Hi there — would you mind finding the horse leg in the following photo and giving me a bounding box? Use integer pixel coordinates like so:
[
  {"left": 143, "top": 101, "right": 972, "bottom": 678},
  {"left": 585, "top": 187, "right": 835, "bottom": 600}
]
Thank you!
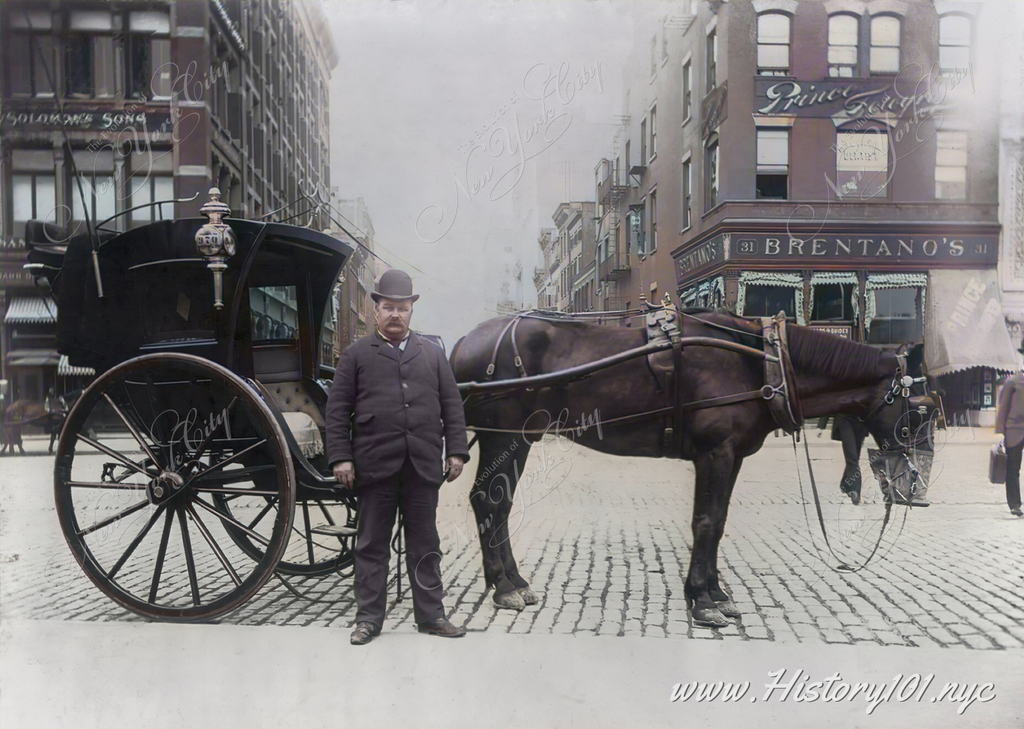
[
  {"left": 469, "top": 433, "right": 525, "bottom": 610},
  {"left": 686, "top": 447, "right": 737, "bottom": 628},
  {"left": 707, "top": 456, "right": 743, "bottom": 618},
  {"left": 491, "top": 440, "right": 538, "bottom": 605}
]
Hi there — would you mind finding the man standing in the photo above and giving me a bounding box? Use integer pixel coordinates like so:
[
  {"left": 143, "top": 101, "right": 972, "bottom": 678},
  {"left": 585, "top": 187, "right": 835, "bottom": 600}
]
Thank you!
[
  {"left": 995, "top": 347, "right": 1024, "bottom": 517},
  {"left": 326, "top": 269, "right": 471, "bottom": 644}
]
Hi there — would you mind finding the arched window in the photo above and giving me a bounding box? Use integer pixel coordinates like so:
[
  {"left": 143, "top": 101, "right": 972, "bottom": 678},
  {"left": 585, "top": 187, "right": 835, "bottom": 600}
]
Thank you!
[
  {"left": 828, "top": 14, "right": 859, "bottom": 77},
  {"left": 939, "top": 14, "right": 971, "bottom": 76},
  {"left": 757, "top": 12, "right": 791, "bottom": 76},
  {"left": 869, "top": 15, "right": 901, "bottom": 74}
]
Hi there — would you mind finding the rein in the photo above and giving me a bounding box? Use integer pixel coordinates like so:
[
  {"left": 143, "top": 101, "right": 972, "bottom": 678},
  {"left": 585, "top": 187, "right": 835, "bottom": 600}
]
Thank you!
[{"left": 793, "top": 355, "right": 929, "bottom": 573}]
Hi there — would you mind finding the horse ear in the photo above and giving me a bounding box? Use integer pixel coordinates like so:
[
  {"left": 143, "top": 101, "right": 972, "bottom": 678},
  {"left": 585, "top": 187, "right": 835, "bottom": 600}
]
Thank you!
[{"left": 905, "top": 342, "right": 925, "bottom": 374}]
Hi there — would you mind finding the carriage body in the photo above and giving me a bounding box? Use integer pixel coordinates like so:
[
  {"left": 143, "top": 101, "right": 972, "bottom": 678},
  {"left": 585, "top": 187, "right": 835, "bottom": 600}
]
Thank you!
[{"left": 31, "top": 211, "right": 362, "bottom": 621}]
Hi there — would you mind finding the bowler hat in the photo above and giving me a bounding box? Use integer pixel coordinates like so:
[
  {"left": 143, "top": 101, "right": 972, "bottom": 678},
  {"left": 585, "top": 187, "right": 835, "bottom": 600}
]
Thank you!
[{"left": 371, "top": 269, "right": 419, "bottom": 303}]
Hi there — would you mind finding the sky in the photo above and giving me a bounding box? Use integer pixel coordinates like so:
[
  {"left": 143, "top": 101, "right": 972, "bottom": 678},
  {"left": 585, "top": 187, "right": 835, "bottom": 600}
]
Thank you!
[{"left": 324, "top": 0, "right": 670, "bottom": 346}]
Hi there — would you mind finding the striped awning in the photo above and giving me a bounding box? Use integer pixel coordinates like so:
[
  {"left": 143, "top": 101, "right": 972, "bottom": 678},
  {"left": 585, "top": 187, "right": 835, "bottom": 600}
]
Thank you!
[
  {"left": 4, "top": 295, "right": 57, "bottom": 324},
  {"left": 58, "top": 355, "right": 96, "bottom": 377},
  {"left": 7, "top": 350, "right": 59, "bottom": 367}
]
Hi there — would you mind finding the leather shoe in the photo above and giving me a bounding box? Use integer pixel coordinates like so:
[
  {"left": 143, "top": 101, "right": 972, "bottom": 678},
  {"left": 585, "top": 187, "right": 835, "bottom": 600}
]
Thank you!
[
  {"left": 1011, "top": 508, "right": 1023, "bottom": 517},
  {"left": 417, "top": 617, "right": 466, "bottom": 638},
  {"left": 350, "top": 621, "right": 380, "bottom": 645}
]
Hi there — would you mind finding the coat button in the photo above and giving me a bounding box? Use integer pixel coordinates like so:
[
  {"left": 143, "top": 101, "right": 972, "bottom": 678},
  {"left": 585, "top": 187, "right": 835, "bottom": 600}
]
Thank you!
[
  {"left": 405, "top": 403, "right": 409, "bottom": 408},
  {"left": 402, "top": 382, "right": 408, "bottom": 389}
]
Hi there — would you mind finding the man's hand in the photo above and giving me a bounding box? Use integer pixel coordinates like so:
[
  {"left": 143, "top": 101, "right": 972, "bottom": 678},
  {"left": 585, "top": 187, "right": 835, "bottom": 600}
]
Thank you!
[
  {"left": 333, "top": 461, "right": 356, "bottom": 489},
  {"left": 445, "top": 455, "right": 465, "bottom": 483}
]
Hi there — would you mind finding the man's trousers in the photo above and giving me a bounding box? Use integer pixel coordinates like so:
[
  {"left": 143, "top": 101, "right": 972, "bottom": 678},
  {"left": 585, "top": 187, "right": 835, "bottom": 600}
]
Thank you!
[{"left": 353, "top": 455, "right": 446, "bottom": 628}]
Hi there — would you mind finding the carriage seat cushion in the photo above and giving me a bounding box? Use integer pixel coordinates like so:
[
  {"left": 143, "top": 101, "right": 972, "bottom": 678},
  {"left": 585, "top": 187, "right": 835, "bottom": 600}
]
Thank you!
[{"left": 267, "top": 381, "right": 325, "bottom": 428}]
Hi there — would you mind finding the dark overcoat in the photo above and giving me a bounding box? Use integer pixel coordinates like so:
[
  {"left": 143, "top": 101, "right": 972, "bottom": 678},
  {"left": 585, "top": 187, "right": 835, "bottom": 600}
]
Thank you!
[
  {"left": 326, "top": 329, "right": 471, "bottom": 485},
  {"left": 996, "top": 374, "right": 1024, "bottom": 449}
]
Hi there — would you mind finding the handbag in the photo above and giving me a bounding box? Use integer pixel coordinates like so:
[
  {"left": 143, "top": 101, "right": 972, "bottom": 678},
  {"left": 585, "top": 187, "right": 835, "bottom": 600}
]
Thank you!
[{"left": 990, "top": 440, "right": 1007, "bottom": 485}]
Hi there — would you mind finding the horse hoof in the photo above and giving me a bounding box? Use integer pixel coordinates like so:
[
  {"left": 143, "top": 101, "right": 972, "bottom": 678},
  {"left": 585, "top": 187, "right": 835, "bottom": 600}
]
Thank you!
[
  {"left": 516, "top": 587, "right": 538, "bottom": 605},
  {"left": 714, "top": 599, "right": 741, "bottom": 618},
  {"left": 494, "top": 591, "right": 526, "bottom": 611},
  {"left": 691, "top": 606, "right": 730, "bottom": 628}
]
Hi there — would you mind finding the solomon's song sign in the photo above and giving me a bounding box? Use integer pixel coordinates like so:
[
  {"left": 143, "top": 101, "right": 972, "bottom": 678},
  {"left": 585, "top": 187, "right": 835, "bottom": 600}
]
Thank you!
[
  {"left": 731, "top": 233, "right": 997, "bottom": 265},
  {"left": 1, "top": 104, "right": 171, "bottom": 133}
]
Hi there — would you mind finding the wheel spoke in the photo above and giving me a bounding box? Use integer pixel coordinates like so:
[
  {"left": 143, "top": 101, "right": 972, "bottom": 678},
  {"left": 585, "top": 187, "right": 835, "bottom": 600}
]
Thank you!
[
  {"left": 247, "top": 498, "right": 278, "bottom": 530},
  {"left": 107, "top": 503, "right": 167, "bottom": 580},
  {"left": 77, "top": 435, "right": 159, "bottom": 479},
  {"left": 184, "top": 503, "right": 242, "bottom": 587},
  {"left": 177, "top": 507, "right": 201, "bottom": 606},
  {"left": 77, "top": 499, "right": 150, "bottom": 537},
  {"left": 302, "top": 501, "right": 315, "bottom": 565},
  {"left": 149, "top": 509, "right": 175, "bottom": 603},
  {"left": 188, "top": 439, "right": 268, "bottom": 483},
  {"left": 102, "top": 392, "right": 164, "bottom": 471},
  {"left": 191, "top": 486, "right": 279, "bottom": 497},
  {"left": 181, "top": 396, "right": 238, "bottom": 469},
  {"left": 192, "top": 496, "right": 272, "bottom": 547},
  {"left": 66, "top": 481, "right": 148, "bottom": 490}
]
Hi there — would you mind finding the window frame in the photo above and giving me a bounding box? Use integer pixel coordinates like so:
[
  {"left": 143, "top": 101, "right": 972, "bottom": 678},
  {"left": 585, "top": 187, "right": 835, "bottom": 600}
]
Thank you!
[
  {"left": 869, "top": 14, "right": 901, "bottom": 76},
  {"left": 756, "top": 128, "right": 790, "bottom": 200},
  {"left": 681, "top": 60, "right": 693, "bottom": 124},
  {"left": 704, "top": 136, "right": 720, "bottom": 211},
  {"left": 706, "top": 29, "right": 718, "bottom": 92},
  {"left": 756, "top": 11, "right": 792, "bottom": 77},
  {"left": 938, "top": 13, "right": 973, "bottom": 77},
  {"left": 827, "top": 13, "right": 860, "bottom": 78}
]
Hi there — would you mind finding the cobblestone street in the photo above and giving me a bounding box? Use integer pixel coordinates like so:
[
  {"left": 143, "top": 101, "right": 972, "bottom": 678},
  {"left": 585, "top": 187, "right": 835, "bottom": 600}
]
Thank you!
[{"left": 2, "top": 425, "right": 1022, "bottom": 650}]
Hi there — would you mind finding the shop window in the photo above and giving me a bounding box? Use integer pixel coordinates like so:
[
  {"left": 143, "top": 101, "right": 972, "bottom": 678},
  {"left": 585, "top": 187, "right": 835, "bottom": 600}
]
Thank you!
[
  {"left": 756, "top": 129, "right": 789, "bottom": 199},
  {"left": 869, "top": 15, "right": 900, "bottom": 74},
  {"left": 935, "top": 130, "right": 967, "bottom": 200},
  {"left": 828, "top": 14, "right": 859, "bottom": 77},
  {"left": 12, "top": 173, "right": 57, "bottom": 239},
  {"left": 757, "top": 12, "right": 791, "bottom": 76},
  {"left": 743, "top": 285, "right": 796, "bottom": 319},
  {"left": 939, "top": 14, "right": 971, "bottom": 76},
  {"left": 835, "top": 130, "right": 889, "bottom": 198},
  {"left": 868, "top": 288, "right": 921, "bottom": 344},
  {"left": 811, "top": 283, "right": 856, "bottom": 322},
  {"left": 8, "top": 9, "right": 55, "bottom": 97}
]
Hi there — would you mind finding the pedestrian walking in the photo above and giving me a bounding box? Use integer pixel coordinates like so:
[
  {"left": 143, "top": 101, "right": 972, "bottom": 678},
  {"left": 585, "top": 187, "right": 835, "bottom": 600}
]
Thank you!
[{"left": 995, "top": 351, "right": 1024, "bottom": 517}]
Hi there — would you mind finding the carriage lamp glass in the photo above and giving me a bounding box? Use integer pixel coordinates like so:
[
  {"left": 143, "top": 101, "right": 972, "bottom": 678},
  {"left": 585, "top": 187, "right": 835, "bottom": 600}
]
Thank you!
[{"left": 194, "top": 187, "right": 236, "bottom": 309}]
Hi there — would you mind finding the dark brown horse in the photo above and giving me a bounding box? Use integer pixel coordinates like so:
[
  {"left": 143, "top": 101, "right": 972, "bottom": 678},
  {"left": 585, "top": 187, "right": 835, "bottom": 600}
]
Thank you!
[{"left": 450, "top": 309, "right": 930, "bottom": 626}]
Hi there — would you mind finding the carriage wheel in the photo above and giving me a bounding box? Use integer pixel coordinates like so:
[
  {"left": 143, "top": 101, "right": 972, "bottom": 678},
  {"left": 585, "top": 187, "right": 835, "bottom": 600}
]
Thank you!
[
  {"left": 54, "top": 353, "right": 295, "bottom": 622},
  {"left": 212, "top": 490, "right": 357, "bottom": 576}
]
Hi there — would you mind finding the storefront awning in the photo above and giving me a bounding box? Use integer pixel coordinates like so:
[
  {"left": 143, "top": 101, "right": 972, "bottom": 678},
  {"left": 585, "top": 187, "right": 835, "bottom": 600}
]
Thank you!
[
  {"left": 58, "top": 355, "right": 95, "bottom": 377},
  {"left": 4, "top": 295, "right": 56, "bottom": 324},
  {"left": 925, "top": 269, "right": 1019, "bottom": 376},
  {"left": 7, "top": 349, "right": 60, "bottom": 367}
]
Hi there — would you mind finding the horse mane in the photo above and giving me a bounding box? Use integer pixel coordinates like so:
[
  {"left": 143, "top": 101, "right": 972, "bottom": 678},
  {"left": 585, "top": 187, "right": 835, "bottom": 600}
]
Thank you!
[{"left": 787, "top": 325, "right": 885, "bottom": 384}]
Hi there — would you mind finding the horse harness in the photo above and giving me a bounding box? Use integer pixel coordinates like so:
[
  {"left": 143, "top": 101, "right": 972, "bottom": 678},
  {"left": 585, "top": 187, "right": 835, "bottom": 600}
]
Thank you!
[{"left": 469, "top": 302, "right": 805, "bottom": 453}]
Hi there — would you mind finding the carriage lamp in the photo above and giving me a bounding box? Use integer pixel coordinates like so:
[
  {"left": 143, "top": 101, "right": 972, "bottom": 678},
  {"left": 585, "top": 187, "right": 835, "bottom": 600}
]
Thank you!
[{"left": 194, "top": 188, "right": 237, "bottom": 310}]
